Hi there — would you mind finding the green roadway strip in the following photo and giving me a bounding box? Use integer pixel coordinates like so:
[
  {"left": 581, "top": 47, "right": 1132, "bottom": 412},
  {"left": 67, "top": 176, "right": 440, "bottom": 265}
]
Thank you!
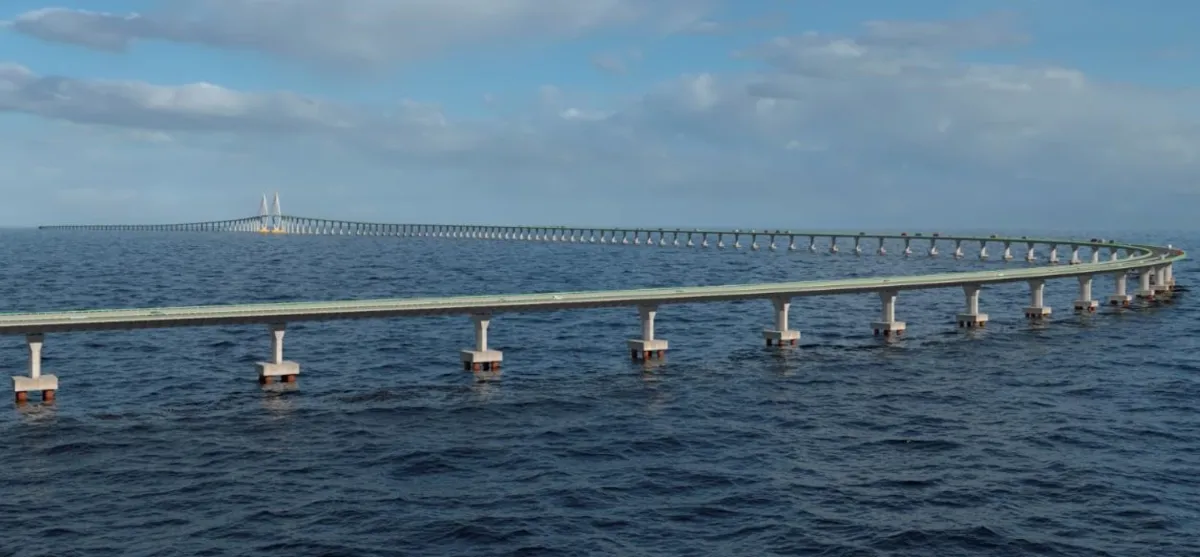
[{"left": 0, "top": 233, "right": 1183, "bottom": 335}]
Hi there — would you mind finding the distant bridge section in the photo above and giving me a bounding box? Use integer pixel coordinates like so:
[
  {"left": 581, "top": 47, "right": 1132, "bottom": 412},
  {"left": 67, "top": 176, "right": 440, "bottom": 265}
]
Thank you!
[{"left": 34, "top": 211, "right": 1163, "bottom": 266}]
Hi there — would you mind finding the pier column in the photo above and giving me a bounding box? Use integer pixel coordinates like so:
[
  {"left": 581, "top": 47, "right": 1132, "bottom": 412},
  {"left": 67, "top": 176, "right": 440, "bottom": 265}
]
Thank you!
[
  {"left": 12, "top": 333, "right": 58, "bottom": 403},
  {"left": 1136, "top": 268, "right": 1156, "bottom": 299},
  {"left": 956, "top": 284, "right": 988, "bottom": 328},
  {"left": 256, "top": 323, "right": 300, "bottom": 384},
  {"left": 1153, "top": 266, "right": 1171, "bottom": 294},
  {"left": 1024, "top": 279, "right": 1052, "bottom": 319},
  {"left": 762, "top": 297, "right": 800, "bottom": 346},
  {"left": 871, "top": 290, "right": 906, "bottom": 337},
  {"left": 1108, "top": 272, "right": 1132, "bottom": 306},
  {"left": 1049, "top": 245, "right": 1060, "bottom": 264},
  {"left": 628, "top": 305, "right": 668, "bottom": 361},
  {"left": 1073, "top": 275, "right": 1098, "bottom": 312},
  {"left": 461, "top": 313, "right": 502, "bottom": 372}
]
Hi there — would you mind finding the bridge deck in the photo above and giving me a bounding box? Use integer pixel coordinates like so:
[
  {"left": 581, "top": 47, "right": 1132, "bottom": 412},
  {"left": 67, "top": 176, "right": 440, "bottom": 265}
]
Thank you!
[{"left": 0, "top": 245, "right": 1178, "bottom": 334}]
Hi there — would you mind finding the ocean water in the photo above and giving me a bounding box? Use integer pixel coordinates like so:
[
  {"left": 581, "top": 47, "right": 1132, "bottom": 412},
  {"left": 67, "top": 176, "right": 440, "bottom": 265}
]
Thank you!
[{"left": 0, "top": 229, "right": 1197, "bottom": 557}]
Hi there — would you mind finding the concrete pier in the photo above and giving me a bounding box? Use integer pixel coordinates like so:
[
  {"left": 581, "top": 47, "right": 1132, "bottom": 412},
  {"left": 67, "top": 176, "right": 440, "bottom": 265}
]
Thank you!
[
  {"left": 628, "top": 305, "right": 668, "bottom": 361},
  {"left": 1108, "top": 272, "right": 1132, "bottom": 306},
  {"left": 461, "top": 313, "right": 502, "bottom": 371},
  {"left": 1153, "top": 266, "right": 1171, "bottom": 295},
  {"left": 1136, "top": 268, "right": 1156, "bottom": 299},
  {"left": 256, "top": 323, "right": 300, "bottom": 384},
  {"left": 956, "top": 284, "right": 988, "bottom": 328},
  {"left": 1073, "top": 275, "right": 1098, "bottom": 313},
  {"left": 1025, "top": 279, "right": 1052, "bottom": 319},
  {"left": 12, "top": 334, "right": 57, "bottom": 403},
  {"left": 871, "top": 290, "right": 906, "bottom": 337},
  {"left": 763, "top": 297, "right": 800, "bottom": 346}
]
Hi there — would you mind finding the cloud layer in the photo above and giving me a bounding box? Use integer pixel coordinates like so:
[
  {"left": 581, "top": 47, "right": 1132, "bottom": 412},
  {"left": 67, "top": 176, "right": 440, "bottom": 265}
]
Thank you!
[
  {"left": 10, "top": 1, "right": 714, "bottom": 68},
  {"left": 3, "top": 5, "right": 1199, "bottom": 228}
]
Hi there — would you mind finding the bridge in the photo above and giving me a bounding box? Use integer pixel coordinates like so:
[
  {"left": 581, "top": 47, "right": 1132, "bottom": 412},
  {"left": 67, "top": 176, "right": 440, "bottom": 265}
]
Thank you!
[{"left": 17, "top": 194, "right": 1186, "bottom": 405}]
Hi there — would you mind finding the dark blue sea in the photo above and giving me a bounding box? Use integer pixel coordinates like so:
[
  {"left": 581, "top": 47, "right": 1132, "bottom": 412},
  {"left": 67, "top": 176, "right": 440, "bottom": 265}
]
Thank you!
[{"left": 1, "top": 229, "right": 1197, "bottom": 557}]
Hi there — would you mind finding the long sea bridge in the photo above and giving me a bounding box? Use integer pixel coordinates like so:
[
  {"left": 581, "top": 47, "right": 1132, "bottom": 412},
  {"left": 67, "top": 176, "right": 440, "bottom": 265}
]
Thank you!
[{"left": 18, "top": 194, "right": 1186, "bottom": 405}]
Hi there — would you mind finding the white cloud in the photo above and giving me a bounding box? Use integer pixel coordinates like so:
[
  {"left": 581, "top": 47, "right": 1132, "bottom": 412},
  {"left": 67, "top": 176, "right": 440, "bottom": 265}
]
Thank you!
[
  {"left": 591, "top": 48, "right": 644, "bottom": 75},
  {"left": 3, "top": 13, "right": 1200, "bottom": 228},
  {"left": 591, "top": 53, "right": 628, "bottom": 75},
  {"left": 9, "top": 1, "right": 715, "bottom": 68}
]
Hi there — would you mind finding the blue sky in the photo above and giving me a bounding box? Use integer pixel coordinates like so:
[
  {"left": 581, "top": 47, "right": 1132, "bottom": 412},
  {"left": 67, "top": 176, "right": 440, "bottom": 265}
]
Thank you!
[{"left": 2, "top": 0, "right": 1199, "bottom": 229}]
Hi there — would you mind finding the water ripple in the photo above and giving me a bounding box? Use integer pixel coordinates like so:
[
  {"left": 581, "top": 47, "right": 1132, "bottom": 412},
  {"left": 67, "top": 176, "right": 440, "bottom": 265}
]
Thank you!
[{"left": 0, "top": 230, "right": 1197, "bottom": 556}]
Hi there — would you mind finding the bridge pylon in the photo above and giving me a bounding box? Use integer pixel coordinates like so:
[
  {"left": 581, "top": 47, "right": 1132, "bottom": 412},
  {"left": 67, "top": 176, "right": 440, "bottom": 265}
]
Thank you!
[
  {"left": 258, "top": 194, "right": 270, "bottom": 234},
  {"left": 271, "top": 192, "right": 284, "bottom": 234},
  {"left": 257, "top": 192, "right": 286, "bottom": 234}
]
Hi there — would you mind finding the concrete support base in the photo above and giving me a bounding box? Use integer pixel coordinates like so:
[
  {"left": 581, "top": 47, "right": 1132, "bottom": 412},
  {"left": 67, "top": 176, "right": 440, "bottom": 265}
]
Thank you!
[
  {"left": 627, "top": 339, "right": 668, "bottom": 361},
  {"left": 871, "top": 321, "right": 906, "bottom": 337},
  {"left": 257, "top": 361, "right": 300, "bottom": 384},
  {"left": 1108, "top": 295, "right": 1133, "bottom": 307},
  {"left": 1136, "top": 289, "right": 1157, "bottom": 300},
  {"left": 955, "top": 313, "right": 989, "bottom": 328},
  {"left": 762, "top": 329, "right": 800, "bottom": 346},
  {"left": 13, "top": 375, "right": 58, "bottom": 403},
  {"left": 1073, "top": 300, "right": 1099, "bottom": 313},
  {"left": 1024, "top": 307, "right": 1052, "bottom": 319},
  {"left": 461, "top": 349, "right": 503, "bottom": 372}
]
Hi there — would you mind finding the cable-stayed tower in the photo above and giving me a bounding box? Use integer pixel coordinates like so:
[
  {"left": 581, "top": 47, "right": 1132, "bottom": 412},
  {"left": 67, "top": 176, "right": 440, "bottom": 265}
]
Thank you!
[
  {"left": 258, "top": 194, "right": 270, "bottom": 233},
  {"left": 271, "top": 192, "right": 283, "bottom": 233}
]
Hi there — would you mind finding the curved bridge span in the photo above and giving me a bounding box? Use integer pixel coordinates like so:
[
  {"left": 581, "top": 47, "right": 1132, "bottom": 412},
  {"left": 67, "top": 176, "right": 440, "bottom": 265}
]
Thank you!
[
  {"left": 31, "top": 212, "right": 1183, "bottom": 263},
  {"left": 20, "top": 210, "right": 1188, "bottom": 406}
]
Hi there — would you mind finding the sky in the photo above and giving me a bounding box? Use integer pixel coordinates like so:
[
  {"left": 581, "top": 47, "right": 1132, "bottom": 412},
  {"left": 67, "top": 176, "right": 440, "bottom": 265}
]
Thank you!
[{"left": 2, "top": 0, "right": 1199, "bottom": 229}]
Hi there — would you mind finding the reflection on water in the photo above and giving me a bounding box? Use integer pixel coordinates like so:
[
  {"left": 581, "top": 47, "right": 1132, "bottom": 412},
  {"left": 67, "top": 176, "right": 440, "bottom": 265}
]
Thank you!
[
  {"left": 767, "top": 349, "right": 798, "bottom": 377},
  {"left": 470, "top": 370, "right": 501, "bottom": 402},
  {"left": 14, "top": 400, "right": 57, "bottom": 424},
  {"left": 261, "top": 384, "right": 299, "bottom": 418}
]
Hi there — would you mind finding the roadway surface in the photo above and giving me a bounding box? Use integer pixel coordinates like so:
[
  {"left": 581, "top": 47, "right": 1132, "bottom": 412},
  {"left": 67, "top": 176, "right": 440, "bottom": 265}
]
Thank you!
[{"left": 0, "top": 237, "right": 1182, "bottom": 334}]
